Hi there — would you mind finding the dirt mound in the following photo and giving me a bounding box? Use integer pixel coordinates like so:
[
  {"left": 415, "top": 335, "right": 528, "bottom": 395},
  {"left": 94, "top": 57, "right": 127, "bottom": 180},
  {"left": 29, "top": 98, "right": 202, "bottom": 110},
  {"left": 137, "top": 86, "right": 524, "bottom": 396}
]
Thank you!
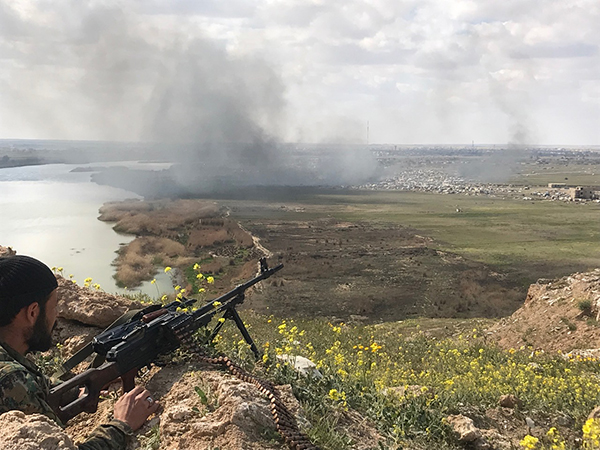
[
  {"left": 0, "top": 411, "right": 76, "bottom": 450},
  {"left": 156, "top": 367, "right": 285, "bottom": 450},
  {"left": 488, "top": 269, "right": 600, "bottom": 352}
]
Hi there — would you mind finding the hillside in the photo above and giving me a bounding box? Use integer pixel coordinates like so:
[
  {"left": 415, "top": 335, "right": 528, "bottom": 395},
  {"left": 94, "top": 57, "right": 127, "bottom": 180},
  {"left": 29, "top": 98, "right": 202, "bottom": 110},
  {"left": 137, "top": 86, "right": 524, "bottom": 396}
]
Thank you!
[
  {"left": 489, "top": 269, "right": 600, "bottom": 353},
  {"left": 3, "top": 249, "right": 600, "bottom": 449}
]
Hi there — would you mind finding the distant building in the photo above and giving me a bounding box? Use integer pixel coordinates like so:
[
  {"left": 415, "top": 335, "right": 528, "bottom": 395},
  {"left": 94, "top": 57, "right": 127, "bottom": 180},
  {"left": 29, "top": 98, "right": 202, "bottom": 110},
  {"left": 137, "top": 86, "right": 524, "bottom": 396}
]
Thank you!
[
  {"left": 569, "top": 186, "right": 600, "bottom": 200},
  {"left": 548, "top": 183, "right": 566, "bottom": 188}
]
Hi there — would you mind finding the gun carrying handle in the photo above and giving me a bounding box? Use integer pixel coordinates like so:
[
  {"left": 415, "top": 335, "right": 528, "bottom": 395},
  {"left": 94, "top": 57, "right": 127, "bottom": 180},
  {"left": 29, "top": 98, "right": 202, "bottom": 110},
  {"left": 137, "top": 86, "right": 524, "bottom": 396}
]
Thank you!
[{"left": 142, "top": 309, "right": 168, "bottom": 323}]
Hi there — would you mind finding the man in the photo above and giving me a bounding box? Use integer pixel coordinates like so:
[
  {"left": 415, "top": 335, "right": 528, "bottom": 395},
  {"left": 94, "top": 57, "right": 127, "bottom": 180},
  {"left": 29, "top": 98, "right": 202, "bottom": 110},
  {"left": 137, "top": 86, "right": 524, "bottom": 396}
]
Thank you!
[{"left": 0, "top": 255, "right": 159, "bottom": 449}]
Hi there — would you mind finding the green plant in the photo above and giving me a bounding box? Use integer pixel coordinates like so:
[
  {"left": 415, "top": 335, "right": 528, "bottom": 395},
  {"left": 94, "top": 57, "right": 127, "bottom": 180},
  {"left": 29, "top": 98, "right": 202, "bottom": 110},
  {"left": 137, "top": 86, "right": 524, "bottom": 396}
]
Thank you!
[
  {"left": 194, "top": 386, "right": 208, "bottom": 405},
  {"left": 140, "top": 424, "right": 160, "bottom": 450},
  {"left": 207, "top": 312, "right": 600, "bottom": 449},
  {"left": 577, "top": 299, "right": 593, "bottom": 316},
  {"left": 561, "top": 317, "right": 577, "bottom": 331},
  {"left": 33, "top": 345, "right": 64, "bottom": 377}
]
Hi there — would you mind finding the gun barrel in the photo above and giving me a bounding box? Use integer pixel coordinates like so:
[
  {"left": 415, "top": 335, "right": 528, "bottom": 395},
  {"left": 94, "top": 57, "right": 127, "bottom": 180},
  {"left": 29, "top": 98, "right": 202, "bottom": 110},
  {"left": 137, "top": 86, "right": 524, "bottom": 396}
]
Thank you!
[{"left": 190, "top": 262, "right": 283, "bottom": 321}]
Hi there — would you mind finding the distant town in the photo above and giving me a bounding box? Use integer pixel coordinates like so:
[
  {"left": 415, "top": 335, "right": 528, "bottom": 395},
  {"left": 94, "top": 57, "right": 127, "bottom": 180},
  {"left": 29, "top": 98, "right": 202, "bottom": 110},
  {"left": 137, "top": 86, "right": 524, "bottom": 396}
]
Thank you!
[{"left": 1, "top": 140, "right": 599, "bottom": 203}]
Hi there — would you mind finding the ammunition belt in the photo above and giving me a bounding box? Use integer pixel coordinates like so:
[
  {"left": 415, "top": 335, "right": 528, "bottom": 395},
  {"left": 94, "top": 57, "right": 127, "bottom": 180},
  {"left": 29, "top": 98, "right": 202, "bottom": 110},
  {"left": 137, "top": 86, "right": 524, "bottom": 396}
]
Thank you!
[{"left": 175, "top": 328, "right": 321, "bottom": 450}]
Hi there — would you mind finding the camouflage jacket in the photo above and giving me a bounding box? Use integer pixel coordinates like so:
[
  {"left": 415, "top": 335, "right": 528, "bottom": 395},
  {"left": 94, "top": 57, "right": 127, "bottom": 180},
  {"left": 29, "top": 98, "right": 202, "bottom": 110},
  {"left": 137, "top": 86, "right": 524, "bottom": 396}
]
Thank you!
[{"left": 0, "top": 340, "right": 132, "bottom": 450}]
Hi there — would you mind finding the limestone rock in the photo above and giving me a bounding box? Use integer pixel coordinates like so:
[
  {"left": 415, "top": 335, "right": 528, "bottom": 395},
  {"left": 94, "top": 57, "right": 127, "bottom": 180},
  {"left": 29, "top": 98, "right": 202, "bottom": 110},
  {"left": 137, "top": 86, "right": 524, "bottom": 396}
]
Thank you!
[
  {"left": 159, "top": 371, "right": 278, "bottom": 450},
  {"left": 0, "top": 246, "right": 16, "bottom": 257},
  {"left": 165, "top": 404, "right": 194, "bottom": 423},
  {"left": 56, "top": 276, "right": 142, "bottom": 327},
  {"left": 568, "top": 349, "right": 600, "bottom": 360},
  {"left": 0, "top": 411, "right": 76, "bottom": 450},
  {"left": 61, "top": 334, "right": 91, "bottom": 358},
  {"left": 498, "top": 394, "right": 522, "bottom": 409},
  {"left": 446, "top": 414, "right": 482, "bottom": 442},
  {"left": 479, "top": 429, "right": 513, "bottom": 450},
  {"left": 188, "top": 420, "right": 227, "bottom": 438},
  {"left": 525, "top": 417, "right": 536, "bottom": 429},
  {"left": 277, "top": 354, "right": 322, "bottom": 378},
  {"left": 215, "top": 376, "right": 276, "bottom": 432},
  {"left": 588, "top": 406, "right": 600, "bottom": 419}
]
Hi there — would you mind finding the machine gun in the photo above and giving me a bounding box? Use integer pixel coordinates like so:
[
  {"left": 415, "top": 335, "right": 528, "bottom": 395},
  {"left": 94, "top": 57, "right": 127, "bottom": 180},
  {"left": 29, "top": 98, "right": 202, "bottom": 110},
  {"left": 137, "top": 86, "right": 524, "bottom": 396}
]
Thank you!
[{"left": 47, "top": 258, "right": 283, "bottom": 424}]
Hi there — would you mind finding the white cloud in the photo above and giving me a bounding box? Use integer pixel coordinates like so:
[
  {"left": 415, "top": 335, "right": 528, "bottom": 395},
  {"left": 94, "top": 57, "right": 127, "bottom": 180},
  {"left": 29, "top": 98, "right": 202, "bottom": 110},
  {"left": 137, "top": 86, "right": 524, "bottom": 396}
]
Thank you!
[{"left": 0, "top": 0, "right": 598, "bottom": 144}]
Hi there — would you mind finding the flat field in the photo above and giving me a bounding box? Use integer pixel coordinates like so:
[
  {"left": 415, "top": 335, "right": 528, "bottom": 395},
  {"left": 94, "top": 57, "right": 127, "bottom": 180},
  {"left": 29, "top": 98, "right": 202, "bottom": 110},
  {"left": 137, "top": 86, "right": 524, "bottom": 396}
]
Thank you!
[
  {"left": 225, "top": 189, "right": 600, "bottom": 281},
  {"left": 215, "top": 188, "right": 600, "bottom": 321},
  {"left": 510, "top": 163, "right": 600, "bottom": 186}
]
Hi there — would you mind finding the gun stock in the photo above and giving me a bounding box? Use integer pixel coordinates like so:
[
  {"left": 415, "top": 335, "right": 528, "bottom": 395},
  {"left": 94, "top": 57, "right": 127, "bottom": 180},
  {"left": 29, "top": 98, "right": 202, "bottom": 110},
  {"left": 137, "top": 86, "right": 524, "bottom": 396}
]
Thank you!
[{"left": 47, "top": 362, "right": 137, "bottom": 423}]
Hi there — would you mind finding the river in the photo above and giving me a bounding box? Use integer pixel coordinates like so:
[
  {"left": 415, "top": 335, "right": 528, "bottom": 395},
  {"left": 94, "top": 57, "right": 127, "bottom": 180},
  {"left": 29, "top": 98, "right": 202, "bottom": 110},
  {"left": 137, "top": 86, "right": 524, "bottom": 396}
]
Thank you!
[{"left": 0, "top": 162, "right": 172, "bottom": 297}]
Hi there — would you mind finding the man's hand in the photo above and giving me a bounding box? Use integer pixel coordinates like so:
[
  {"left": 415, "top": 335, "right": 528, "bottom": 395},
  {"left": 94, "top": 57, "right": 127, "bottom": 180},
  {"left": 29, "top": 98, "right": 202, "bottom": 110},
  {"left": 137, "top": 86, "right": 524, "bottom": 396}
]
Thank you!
[{"left": 113, "top": 385, "right": 160, "bottom": 431}]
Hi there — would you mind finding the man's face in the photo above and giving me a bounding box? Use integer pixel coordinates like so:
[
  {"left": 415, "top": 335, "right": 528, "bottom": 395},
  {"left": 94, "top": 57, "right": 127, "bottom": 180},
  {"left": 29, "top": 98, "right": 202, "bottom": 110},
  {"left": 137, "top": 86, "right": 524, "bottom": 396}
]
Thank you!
[{"left": 26, "top": 289, "right": 58, "bottom": 353}]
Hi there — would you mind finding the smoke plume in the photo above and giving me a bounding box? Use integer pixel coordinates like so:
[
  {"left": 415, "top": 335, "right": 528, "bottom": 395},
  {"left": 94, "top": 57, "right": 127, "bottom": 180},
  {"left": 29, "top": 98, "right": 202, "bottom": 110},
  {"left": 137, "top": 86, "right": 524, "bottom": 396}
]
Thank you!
[{"left": 0, "top": 1, "right": 379, "bottom": 194}]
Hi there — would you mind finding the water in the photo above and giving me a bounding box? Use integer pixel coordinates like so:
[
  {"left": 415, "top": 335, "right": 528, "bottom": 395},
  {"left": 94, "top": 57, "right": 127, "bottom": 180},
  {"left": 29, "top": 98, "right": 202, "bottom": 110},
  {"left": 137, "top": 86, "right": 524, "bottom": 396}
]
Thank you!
[{"left": 0, "top": 162, "right": 172, "bottom": 297}]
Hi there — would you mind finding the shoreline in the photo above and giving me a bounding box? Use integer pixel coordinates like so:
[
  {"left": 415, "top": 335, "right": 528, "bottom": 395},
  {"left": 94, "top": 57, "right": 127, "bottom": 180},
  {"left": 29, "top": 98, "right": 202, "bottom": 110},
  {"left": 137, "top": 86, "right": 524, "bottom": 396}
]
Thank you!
[{"left": 98, "top": 199, "right": 262, "bottom": 294}]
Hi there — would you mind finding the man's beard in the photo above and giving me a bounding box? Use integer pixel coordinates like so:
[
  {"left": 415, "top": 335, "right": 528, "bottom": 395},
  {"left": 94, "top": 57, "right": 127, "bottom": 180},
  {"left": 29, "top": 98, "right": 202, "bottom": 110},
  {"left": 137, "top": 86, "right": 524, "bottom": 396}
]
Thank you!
[{"left": 26, "top": 307, "right": 55, "bottom": 353}]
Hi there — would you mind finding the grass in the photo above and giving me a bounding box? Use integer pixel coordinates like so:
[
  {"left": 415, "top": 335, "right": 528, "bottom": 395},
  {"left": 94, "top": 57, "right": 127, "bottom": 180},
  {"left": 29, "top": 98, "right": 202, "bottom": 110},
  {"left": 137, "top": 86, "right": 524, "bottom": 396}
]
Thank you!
[
  {"left": 223, "top": 190, "right": 600, "bottom": 284},
  {"left": 510, "top": 164, "right": 600, "bottom": 187},
  {"left": 208, "top": 311, "right": 600, "bottom": 449},
  {"left": 578, "top": 300, "right": 593, "bottom": 316},
  {"left": 140, "top": 424, "right": 161, "bottom": 450}
]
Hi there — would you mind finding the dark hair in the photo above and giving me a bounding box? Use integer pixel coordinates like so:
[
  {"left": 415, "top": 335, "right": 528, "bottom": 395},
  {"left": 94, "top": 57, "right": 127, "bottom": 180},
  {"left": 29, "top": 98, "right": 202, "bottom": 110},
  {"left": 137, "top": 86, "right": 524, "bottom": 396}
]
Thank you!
[{"left": 0, "top": 255, "right": 58, "bottom": 327}]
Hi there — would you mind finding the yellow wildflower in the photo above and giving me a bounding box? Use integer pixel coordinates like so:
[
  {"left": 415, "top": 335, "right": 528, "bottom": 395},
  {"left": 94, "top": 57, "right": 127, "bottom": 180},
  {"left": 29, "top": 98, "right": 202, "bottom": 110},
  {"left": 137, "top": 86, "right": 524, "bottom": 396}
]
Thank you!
[{"left": 519, "top": 435, "right": 539, "bottom": 449}]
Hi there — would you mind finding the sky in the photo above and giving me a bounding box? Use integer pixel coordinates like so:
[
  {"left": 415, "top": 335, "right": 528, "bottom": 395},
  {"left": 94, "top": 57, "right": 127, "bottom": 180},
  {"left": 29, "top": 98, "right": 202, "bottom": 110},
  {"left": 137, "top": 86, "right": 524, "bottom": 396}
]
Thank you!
[{"left": 0, "top": 0, "right": 598, "bottom": 146}]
